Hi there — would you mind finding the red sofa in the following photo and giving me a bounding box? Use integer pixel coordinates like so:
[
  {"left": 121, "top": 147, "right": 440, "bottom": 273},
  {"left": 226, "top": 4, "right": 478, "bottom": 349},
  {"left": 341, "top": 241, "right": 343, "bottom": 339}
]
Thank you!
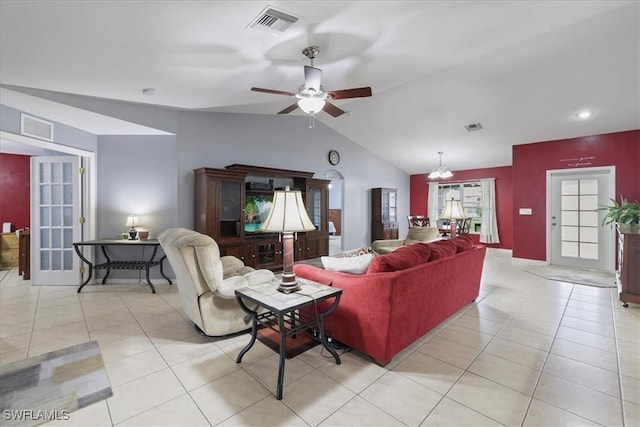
[{"left": 293, "top": 238, "right": 487, "bottom": 365}]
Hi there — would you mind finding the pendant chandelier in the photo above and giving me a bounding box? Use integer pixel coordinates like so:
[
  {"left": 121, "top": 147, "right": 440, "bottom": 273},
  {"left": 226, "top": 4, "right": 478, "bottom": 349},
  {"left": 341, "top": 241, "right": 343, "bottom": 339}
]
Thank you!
[{"left": 428, "top": 151, "right": 453, "bottom": 179}]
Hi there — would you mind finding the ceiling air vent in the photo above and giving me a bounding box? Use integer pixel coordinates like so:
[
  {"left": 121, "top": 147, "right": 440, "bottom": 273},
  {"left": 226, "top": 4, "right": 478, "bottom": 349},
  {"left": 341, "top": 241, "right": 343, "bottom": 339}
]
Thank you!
[
  {"left": 464, "top": 122, "right": 483, "bottom": 132},
  {"left": 248, "top": 5, "right": 298, "bottom": 34},
  {"left": 21, "top": 114, "right": 54, "bottom": 141}
]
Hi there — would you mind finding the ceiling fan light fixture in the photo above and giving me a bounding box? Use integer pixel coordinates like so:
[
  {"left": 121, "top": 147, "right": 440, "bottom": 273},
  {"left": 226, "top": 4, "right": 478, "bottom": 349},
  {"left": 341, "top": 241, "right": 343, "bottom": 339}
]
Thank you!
[
  {"left": 297, "top": 97, "right": 326, "bottom": 115},
  {"left": 428, "top": 151, "right": 453, "bottom": 179}
]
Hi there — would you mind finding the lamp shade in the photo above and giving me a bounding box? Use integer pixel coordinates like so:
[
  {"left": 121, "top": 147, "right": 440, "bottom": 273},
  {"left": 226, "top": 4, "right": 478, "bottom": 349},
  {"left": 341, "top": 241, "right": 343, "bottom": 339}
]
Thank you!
[
  {"left": 125, "top": 216, "right": 138, "bottom": 228},
  {"left": 297, "top": 97, "right": 326, "bottom": 115},
  {"left": 260, "top": 189, "right": 316, "bottom": 232},
  {"left": 441, "top": 199, "right": 466, "bottom": 220}
]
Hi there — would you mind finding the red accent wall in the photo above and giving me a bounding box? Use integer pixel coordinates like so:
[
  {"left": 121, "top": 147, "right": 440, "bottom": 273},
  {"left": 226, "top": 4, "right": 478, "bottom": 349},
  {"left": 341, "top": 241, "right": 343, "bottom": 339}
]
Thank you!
[
  {"left": 410, "top": 166, "right": 513, "bottom": 249},
  {"left": 0, "top": 153, "right": 31, "bottom": 231},
  {"left": 513, "top": 130, "right": 640, "bottom": 260}
]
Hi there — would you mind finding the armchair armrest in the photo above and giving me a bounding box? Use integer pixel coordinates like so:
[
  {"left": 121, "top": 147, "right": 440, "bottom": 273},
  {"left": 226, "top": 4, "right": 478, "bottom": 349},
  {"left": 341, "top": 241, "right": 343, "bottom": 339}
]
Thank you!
[{"left": 217, "top": 276, "right": 248, "bottom": 299}]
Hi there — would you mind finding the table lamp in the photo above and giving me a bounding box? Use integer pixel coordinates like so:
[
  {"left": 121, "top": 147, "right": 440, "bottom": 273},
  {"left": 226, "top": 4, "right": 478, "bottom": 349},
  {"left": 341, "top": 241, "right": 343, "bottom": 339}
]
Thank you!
[
  {"left": 126, "top": 216, "right": 139, "bottom": 240},
  {"left": 441, "top": 198, "right": 466, "bottom": 238},
  {"left": 260, "top": 187, "right": 316, "bottom": 293}
]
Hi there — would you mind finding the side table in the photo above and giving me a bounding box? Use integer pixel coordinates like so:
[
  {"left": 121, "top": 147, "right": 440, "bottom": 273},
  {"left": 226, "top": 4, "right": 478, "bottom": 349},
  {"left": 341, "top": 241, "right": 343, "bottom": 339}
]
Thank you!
[
  {"left": 73, "top": 239, "right": 173, "bottom": 293},
  {"left": 235, "top": 278, "right": 342, "bottom": 400}
]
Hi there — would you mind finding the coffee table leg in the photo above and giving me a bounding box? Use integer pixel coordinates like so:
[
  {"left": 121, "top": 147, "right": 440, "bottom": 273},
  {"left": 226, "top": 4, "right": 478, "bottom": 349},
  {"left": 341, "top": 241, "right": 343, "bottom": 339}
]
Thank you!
[
  {"left": 235, "top": 297, "right": 258, "bottom": 363},
  {"left": 276, "top": 314, "right": 286, "bottom": 400}
]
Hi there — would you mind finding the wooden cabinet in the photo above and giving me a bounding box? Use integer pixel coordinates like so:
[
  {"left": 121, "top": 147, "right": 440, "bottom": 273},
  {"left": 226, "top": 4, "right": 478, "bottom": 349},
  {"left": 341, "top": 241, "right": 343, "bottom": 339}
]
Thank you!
[
  {"left": 194, "top": 168, "right": 246, "bottom": 258},
  {"left": 371, "top": 188, "right": 398, "bottom": 242},
  {"left": 617, "top": 226, "right": 640, "bottom": 307},
  {"left": 1, "top": 232, "right": 19, "bottom": 268},
  {"left": 18, "top": 230, "right": 30, "bottom": 279},
  {"left": 194, "top": 164, "right": 329, "bottom": 268}
]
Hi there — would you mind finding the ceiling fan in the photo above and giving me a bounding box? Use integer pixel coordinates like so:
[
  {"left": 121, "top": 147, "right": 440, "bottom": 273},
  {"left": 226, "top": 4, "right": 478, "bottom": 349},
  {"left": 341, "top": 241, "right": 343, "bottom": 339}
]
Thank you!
[{"left": 251, "top": 46, "right": 372, "bottom": 118}]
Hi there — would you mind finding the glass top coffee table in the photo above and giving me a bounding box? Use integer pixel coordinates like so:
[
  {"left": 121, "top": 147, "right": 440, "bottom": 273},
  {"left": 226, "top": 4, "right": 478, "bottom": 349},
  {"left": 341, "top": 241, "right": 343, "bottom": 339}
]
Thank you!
[{"left": 235, "top": 278, "right": 342, "bottom": 400}]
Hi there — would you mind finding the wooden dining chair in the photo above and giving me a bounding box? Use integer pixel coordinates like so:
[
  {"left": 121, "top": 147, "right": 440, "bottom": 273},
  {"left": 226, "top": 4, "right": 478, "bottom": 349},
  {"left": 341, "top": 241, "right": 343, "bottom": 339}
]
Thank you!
[{"left": 407, "top": 215, "right": 430, "bottom": 227}]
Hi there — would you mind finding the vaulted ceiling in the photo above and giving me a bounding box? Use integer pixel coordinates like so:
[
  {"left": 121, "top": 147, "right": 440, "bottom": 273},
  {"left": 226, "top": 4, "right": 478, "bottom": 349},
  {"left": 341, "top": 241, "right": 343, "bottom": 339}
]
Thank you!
[{"left": 1, "top": 1, "right": 638, "bottom": 173}]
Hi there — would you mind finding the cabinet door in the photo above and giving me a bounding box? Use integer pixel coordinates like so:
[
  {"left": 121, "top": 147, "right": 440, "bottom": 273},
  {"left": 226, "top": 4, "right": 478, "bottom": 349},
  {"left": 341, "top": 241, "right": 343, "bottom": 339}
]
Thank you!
[
  {"left": 295, "top": 235, "right": 307, "bottom": 261},
  {"left": 219, "top": 179, "right": 243, "bottom": 239}
]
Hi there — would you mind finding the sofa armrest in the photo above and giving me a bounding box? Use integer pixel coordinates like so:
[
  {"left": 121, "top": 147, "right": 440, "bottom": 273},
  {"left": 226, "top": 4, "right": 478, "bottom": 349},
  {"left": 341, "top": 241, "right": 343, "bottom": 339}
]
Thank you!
[
  {"left": 371, "top": 239, "right": 403, "bottom": 253},
  {"left": 293, "top": 264, "right": 338, "bottom": 286}
]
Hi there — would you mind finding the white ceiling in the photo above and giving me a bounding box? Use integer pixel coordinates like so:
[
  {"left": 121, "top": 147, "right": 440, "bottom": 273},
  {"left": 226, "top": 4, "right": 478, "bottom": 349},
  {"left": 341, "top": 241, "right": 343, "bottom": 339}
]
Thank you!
[{"left": 0, "top": 1, "right": 638, "bottom": 174}]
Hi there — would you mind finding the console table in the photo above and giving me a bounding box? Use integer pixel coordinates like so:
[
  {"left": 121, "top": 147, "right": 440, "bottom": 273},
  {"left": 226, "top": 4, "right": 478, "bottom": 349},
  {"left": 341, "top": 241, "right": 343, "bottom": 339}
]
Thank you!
[
  {"left": 235, "top": 279, "right": 342, "bottom": 400},
  {"left": 73, "top": 239, "right": 172, "bottom": 293}
]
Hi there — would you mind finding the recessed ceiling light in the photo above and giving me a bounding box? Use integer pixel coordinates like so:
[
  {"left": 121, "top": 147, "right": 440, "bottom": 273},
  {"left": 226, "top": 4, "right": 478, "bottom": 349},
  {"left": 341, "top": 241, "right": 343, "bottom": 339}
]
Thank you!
[
  {"left": 577, "top": 110, "right": 592, "bottom": 119},
  {"left": 142, "top": 88, "right": 156, "bottom": 96}
]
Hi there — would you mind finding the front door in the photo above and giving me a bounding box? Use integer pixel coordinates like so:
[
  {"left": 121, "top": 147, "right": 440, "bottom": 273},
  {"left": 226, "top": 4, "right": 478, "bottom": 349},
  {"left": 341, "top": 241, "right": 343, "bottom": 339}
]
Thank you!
[
  {"left": 31, "top": 156, "right": 82, "bottom": 285},
  {"left": 548, "top": 167, "right": 614, "bottom": 272}
]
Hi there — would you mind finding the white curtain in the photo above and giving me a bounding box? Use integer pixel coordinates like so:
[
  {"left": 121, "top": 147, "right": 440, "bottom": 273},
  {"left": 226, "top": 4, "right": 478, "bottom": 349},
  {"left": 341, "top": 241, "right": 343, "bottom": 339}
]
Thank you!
[
  {"left": 480, "top": 178, "right": 500, "bottom": 244},
  {"left": 427, "top": 182, "right": 439, "bottom": 223}
]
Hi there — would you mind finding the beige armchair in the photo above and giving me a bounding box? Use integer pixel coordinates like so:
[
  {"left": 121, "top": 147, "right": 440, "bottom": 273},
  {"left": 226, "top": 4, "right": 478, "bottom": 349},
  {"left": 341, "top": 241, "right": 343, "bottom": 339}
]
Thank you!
[
  {"left": 158, "top": 228, "right": 275, "bottom": 337},
  {"left": 372, "top": 226, "right": 442, "bottom": 254}
]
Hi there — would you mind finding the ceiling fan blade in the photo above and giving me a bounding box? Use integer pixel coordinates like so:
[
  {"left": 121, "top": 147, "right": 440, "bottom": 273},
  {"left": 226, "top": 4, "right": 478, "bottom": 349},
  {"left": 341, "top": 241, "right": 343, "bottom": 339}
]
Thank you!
[
  {"left": 304, "top": 66, "right": 322, "bottom": 92},
  {"left": 323, "top": 102, "right": 346, "bottom": 117},
  {"left": 327, "top": 87, "right": 373, "bottom": 100},
  {"left": 278, "top": 103, "right": 299, "bottom": 114},
  {"left": 251, "top": 87, "right": 296, "bottom": 97}
]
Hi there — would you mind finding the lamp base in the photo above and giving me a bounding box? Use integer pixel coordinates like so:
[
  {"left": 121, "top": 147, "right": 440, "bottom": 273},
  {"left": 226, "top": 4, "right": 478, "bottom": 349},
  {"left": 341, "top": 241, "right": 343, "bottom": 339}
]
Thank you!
[
  {"left": 277, "top": 282, "right": 301, "bottom": 294},
  {"left": 277, "top": 273, "right": 300, "bottom": 293}
]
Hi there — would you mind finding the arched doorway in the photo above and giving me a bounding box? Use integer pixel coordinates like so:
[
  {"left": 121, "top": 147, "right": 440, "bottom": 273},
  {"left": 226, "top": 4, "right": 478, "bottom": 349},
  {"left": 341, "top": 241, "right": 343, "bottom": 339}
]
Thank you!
[{"left": 325, "top": 169, "right": 344, "bottom": 255}]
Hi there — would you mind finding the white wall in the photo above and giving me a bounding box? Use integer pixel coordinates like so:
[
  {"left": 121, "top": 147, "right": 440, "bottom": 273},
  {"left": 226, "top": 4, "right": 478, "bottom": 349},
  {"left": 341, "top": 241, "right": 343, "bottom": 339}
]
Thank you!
[{"left": 2, "top": 90, "right": 410, "bottom": 253}]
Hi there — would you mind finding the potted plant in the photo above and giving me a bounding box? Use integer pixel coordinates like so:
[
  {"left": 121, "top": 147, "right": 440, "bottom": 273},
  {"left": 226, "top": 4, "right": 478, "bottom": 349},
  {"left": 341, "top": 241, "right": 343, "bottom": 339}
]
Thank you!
[{"left": 601, "top": 197, "right": 640, "bottom": 233}]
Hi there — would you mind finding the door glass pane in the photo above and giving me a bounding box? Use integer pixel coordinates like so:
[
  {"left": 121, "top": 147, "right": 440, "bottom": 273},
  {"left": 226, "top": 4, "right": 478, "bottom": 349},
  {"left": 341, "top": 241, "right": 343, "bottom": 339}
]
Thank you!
[
  {"left": 581, "top": 179, "right": 598, "bottom": 194},
  {"left": 580, "top": 211, "right": 598, "bottom": 227},
  {"left": 40, "top": 207, "right": 50, "bottom": 226},
  {"left": 562, "top": 241, "right": 579, "bottom": 257},
  {"left": 63, "top": 207, "right": 73, "bottom": 226},
  {"left": 562, "top": 226, "right": 578, "bottom": 241},
  {"left": 580, "top": 195, "right": 598, "bottom": 210},
  {"left": 581, "top": 227, "right": 598, "bottom": 243},
  {"left": 39, "top": 163, "right": 50, "bottom": 183},
  {"left": 52, "top": 207, "right": 62, "bottom": 226},
  {"left": 562, "top": 211, "right": 578, "bottom": 226},
  {"left": 52, "top": 184, "right": 62, "bottom": 205},
  {"left": 63, "top": 184, "right": 73, "bottom": 204},
  {"left": 561, "top": 195, "right": 578, "bottom": 210},
  {"left": 40, "top": 251, "right": 50, "bottom": 270},
  {"left": 52, "top": 229, "right": 61, "bottom": 249},
  {"left": 63, "top": 251, "right": 73, "bottom": 270},
  {"left": 40, "top": 229, "right": 50, "bottom": 248},
  {"left": 51, "top": 250, "right": 61, "bottom": 270},
  {"left": 64, "top": 229, "right": 73, "bottom": 247},
  {"left": 52, "top": 162, "right": 62, "bottom": 183},
  {"left": 580, "top": 243, "right": 598, "bottom": 259},
  {"left": 561, "top": 180, "right": 579, "bottom": 195},
  {"left": 63, "top": 162, "right": 72, "bottom": 182},
  {"left": 40, "top": 185, "right": 50, "bottom": 204}
]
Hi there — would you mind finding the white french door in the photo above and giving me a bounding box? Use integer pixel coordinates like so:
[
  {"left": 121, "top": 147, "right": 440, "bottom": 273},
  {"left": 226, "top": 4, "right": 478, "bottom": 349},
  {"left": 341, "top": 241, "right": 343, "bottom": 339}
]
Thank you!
[
  {"left": 548, "top": 167, "right": 614, "bottom": 272},
  {"left": 31, "top": 156, "right": 82, "bottom": 285}
]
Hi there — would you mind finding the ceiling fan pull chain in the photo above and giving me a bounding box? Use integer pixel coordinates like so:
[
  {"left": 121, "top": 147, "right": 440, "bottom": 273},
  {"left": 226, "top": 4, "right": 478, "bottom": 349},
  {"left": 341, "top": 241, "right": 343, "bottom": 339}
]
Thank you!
[{"left": 308, "top": 115, "right": 315, "bottom": 129}]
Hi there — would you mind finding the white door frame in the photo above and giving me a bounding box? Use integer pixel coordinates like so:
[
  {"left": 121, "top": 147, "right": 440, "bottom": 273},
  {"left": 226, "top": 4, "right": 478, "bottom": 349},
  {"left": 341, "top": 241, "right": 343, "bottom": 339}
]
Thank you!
[
  {"left": 545, "top": 166, "right": 615, "bottom": 272},
  {"left": 0, "top": 131, "right": 97, "bottom": 281}
]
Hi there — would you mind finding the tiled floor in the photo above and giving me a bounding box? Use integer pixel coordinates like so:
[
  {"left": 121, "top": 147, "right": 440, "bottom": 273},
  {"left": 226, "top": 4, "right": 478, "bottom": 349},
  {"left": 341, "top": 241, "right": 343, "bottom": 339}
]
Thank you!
[{"left": 1, "top": 248, "right": 638, "bottom": 426}]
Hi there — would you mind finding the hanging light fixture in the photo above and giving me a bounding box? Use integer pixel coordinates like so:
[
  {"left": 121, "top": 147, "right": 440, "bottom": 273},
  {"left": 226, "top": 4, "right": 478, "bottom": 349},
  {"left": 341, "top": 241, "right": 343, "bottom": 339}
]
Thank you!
[{"left": 428, "top": 151, "right": 453, "bottom": 179}]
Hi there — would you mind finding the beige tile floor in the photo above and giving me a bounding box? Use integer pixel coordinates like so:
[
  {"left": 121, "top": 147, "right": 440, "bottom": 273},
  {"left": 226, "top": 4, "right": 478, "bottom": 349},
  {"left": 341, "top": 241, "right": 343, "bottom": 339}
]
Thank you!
[{"left": 1, "top": 248, "right": 638, "bottom": 426}]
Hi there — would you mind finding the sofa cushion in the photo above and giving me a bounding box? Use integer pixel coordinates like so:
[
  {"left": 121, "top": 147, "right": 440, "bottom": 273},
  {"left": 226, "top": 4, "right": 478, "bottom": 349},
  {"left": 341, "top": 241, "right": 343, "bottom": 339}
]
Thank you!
[
  {"left": 450, "top": 235, "right": 473, "bottom": 253},
  {"left": 429, "top": 240, "right": 458, "bottom": 260},
  {"left": 367, "top": 245, "right": 426, "bottom": 273},
  {"left": 403, "top": 226, "right": 441, "bottom": 245},
  {"left": 322, "top": 253, "right": 375, "bottom": 274}
]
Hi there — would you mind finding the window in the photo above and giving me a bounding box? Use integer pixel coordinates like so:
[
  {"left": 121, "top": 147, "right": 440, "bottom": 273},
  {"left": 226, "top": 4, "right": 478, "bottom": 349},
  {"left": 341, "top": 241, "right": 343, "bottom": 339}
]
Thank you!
[{"left": 437, "top": 182, "right": 482, "bottom": 232}]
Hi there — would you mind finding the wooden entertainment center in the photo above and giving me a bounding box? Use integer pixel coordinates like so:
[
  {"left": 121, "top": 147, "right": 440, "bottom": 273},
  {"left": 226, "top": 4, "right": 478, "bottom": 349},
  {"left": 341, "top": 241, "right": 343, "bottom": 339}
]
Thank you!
[{"left": 194, "top": 164, "right": 330, "bottom": 270}]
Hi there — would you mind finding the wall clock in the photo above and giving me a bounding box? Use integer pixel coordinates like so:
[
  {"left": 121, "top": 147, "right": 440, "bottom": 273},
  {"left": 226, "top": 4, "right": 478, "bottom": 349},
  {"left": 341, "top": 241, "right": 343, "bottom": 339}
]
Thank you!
[{"left": 328, "top": 150, "right": 340, "bottom": 165}]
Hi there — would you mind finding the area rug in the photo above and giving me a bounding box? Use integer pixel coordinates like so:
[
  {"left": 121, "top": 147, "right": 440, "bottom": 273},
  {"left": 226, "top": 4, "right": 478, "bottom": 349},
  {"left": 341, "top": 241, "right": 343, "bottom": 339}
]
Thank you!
[
  {"left": 0, "top": 341, "right": 112, "bottom": 427},
  {"left": 524, "top": 265, "right": 616, "bottom": 288},
  {"left": 258, "top": 327, "right": 319, "bottom": 359}
]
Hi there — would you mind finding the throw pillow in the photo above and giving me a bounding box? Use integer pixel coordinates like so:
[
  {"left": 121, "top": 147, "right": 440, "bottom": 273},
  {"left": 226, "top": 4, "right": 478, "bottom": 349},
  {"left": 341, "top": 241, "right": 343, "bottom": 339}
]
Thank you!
[
  {"left": 366, "top": 247, "right": 425, "bottom": 273},
  {"left": 428, "top": 240, "right": 458, "bottom": 261},
  {"left": 336, "top": 247, "right": 378, "bottom": 257},
  {"left": 321, "top": 253, "right": 375, "bottom": 274}
]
